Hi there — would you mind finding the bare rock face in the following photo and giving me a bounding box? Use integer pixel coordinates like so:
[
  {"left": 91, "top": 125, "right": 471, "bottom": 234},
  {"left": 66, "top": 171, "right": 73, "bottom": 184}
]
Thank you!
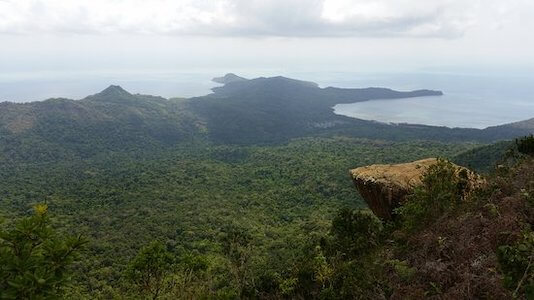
[{"left": 350, "top": 158, "right": 482, "bottom": 220}]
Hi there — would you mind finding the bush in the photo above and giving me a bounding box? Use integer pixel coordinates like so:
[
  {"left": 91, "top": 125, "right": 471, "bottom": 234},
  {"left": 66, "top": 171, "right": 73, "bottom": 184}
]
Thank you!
[
  {"left": 497, "top": 231, "right": 534, "bottom": 298},
  {"left": 516, "top": 135, "right": 534, "bottom": 156},
  {"left": 329, "top": 208, "right": 383, "bottom": 258},
  {"left": 0, "top": 204, "right": 86, "bottom": 299},
  {"left": 396, "top": 158, "right": 468, "bottom": 231},
  {"left": 126, "top": 240, "right": 174, "bottom": 299}
]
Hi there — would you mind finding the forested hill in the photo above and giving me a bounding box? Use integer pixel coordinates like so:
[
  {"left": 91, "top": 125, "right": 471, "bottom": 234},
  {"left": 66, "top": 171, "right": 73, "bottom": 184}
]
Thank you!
[
  {"left": 189, "top": 75, "right": 533, "bottom": 144},
  {"left": 1, "top": 75, "right": 533, "bottom": 162},
  {"left": 0, "top": 85, "right": 201, "bottom": 163},
  {"left": 1, "top": 76, "right": 534, "bottom": 298},
  {"left": 187, "top": 75, "right": 445, "bottom": 143},
  {"left": 209, "top": 75, "right": 442, "bottom": 101}
]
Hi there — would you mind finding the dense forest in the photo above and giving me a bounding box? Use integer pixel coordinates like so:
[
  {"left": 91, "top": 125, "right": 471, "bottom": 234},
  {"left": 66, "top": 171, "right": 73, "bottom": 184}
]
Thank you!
[
  {"left": 1, "top": 76, "right": 533, "bottom": 298},
  {"left": 1, "top": 137, "right": 477, "bottom": 298}
]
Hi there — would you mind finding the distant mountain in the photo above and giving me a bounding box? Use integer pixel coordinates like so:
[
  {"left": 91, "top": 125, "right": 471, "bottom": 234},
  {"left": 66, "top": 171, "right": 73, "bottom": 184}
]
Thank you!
[
  {"left": 0, "top": 85, "right": 201, "bottom": 162},
  {"left": 187, "top": 75, "right": 448, "bottom": 143},
  {"left": 187, "top": 75, "right": 530, "bottom": 144},
  {"left": 501, "top": 117, "right": 534, "bottom": 130},
  {"left": 209, "top": 75, "right": 433, "bottom": 100},
  {"left": 212, "top": 73, "right": 248, "bottom": 84},
  {"left": 1, "top": 75, "right": 532, "bottom": 162},
  {"left": 88, "top": 85, "right": 132, "bottom": 99}
]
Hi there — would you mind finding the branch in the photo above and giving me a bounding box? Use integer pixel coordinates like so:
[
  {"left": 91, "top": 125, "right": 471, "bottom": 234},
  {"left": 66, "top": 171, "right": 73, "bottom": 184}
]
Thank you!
[{"left": 514, "top": 254, "right": 533, "bottom": 296}]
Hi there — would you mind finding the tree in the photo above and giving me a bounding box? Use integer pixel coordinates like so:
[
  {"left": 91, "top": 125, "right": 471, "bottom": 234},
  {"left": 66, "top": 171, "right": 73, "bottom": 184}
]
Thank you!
[
  {"left": 516, "top": 135, "right": 534, "bottom": 155},
  {"left": 126, "top": 240, "right": 174, "bottom": 299},
  {"left": 497, "top": 231, "right": 534, "bottom": 298},
  {"left": 396, "top": 158, "right": 468, "bottom": 231},
  {"left": 0, "top": 204, "right": 86, "bottom": 299},
  {"left": 220, "top": 225, "right": 253, "bottom": 297},
  {"left": 329, "top": 208, "right": 383, "bottom": 258}
]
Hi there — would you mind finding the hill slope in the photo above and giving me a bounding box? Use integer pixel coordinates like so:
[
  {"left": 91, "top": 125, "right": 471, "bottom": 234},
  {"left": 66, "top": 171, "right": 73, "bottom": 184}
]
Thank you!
[
  {"left": 1, "top": 75, "right": 534, "bottom": 298},
  {"left": 0, "top": 85, "right": 201, "bottom": 163},
  {"left": 187, "top": 75, "right": 534, "bottom": 144},
  {"left": 1, "top": 75, "right": 533, "bottom": 162},
  {"left": 187, "top": 76, "right": 444, "bottom": 143}
]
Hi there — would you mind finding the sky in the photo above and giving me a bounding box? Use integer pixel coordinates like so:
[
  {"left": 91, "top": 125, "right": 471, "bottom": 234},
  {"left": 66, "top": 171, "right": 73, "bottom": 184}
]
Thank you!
[{"left": 0, "top": 0, "right": 533, "bottom": 75}]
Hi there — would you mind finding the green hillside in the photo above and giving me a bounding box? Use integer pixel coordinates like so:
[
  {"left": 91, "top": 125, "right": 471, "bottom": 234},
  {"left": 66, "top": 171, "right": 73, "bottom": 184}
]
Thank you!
[
  {"left": 0, "top": 137, "right": 475, "bottom": 298},
  {"left": 1, "top": 76, "right": 533, "bottom": 298},
  {"left": 0, "top": 85, "right": 201, "bottom": 163},
  {"left": 2, "top": 76, "right": 531, "bottom": 165},
  {"left": 453, "top": 140, "right": 515, "bottom": 173}
]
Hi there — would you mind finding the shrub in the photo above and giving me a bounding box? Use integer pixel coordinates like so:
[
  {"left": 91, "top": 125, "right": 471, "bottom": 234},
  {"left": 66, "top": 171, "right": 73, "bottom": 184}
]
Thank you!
[
  {"left": 0, "top": 204, "right": 86, "bottom": 299},
  {"left": 497, "top": 231, "right": 534, "bottom": 298},
  {"left": 329, "top": 208, "right": 383, "bottom": 258},
  {"left": 396, "top": 158, "right": 468, "bottom": 231},
  {"left": 516, "top": 135, "right": 534, "bottom": 156},
  {"left": 126, "top": 240, "right": 174, "bottom": 299},
  {"left": 387, "top": 259, "right": 416, "bottom": 282}
]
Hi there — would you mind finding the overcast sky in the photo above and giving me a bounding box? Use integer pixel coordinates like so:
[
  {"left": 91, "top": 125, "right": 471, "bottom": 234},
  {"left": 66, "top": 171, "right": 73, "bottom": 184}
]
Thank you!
[{"left": 0, "top": 0, "right": 533, "bottom": 75}]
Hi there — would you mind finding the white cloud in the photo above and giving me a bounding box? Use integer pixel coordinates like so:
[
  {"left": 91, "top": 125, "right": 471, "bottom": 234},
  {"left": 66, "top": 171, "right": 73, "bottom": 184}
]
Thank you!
[
  {"left": 0, "top": 0, "right": 232, "bottom": 34},
  {"left": 0, "top": 0, "right": 532, "bottom": 76},
  {"left": 0, "top": 0, "right": 524, "bottom": 38}
]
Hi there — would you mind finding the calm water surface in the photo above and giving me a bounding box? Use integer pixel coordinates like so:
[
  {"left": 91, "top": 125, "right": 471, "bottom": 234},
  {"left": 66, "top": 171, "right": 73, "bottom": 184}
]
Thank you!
[{"left": 327, "top": 72, "right": 534, "bottom": 129}]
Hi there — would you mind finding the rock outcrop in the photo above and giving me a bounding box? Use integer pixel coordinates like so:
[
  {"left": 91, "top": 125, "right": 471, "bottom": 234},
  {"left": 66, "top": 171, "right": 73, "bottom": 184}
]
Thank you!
[{"left": 350, "top": 158, "right": 483, "bottom": 220}]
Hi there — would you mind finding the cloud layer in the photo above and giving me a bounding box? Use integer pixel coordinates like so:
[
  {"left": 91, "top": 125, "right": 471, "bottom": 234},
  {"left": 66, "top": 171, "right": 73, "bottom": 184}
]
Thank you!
[{"left": 0, "top": 0, "right": 510, "bottom": 38}]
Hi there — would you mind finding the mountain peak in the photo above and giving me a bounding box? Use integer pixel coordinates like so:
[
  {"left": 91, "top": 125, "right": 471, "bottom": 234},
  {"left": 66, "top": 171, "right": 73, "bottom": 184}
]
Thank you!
[
  {"left": 99, "top": 85, "right": 131, "bottom": 96},
  {"left": 83, "top": 85, "right": 135, "bottom": 102},
  {"left": 212, "top": 73, "right": 248, "bottom": 84}
]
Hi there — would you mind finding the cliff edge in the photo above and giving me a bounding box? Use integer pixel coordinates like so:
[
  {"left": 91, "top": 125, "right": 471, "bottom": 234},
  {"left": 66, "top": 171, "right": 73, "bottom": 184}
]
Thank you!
[{"left": 350, "top": 158, "right": 483, "bottom": 219}]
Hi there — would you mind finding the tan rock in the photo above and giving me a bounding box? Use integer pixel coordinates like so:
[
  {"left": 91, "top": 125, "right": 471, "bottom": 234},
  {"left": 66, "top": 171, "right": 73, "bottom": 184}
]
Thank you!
[{"left": 350, "top": 158, "right": 482, "bottom": 220}]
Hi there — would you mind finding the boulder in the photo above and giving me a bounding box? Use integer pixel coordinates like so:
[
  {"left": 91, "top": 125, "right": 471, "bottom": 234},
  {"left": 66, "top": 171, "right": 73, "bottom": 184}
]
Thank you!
[{"left": 350, "top": 158, "right": 482, "bottom": 220}]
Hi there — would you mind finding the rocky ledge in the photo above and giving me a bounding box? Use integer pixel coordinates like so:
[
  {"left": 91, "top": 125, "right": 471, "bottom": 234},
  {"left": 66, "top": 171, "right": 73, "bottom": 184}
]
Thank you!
[{"left": 350, "top": 158, "right": 483, "bottom": 220}]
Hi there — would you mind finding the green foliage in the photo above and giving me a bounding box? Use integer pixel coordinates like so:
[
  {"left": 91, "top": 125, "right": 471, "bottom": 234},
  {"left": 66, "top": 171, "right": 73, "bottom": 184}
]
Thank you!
[
  {"left": 283, "top": 208, "right": 386, "bottom": 299},
  {"left": 278, "top": 277, "right": 298, "bottom": 296},
  {"left": 1, "top": 81, "right": 532, "bottom": 298},
  {"left": 0, "top": 88, "right": 202, "bottom": 165},
  {"left": 396, "top": 158, "right": 468, "bottom": 231},
  {"left": 0, "top": 137, "right": 474, "bottom": 298},
  {"left": 0, "top": 204, "right": 86, "bottom": 299},
  {"left": 126, "top": 240, "right": 174, "bottom": 299},
  {"left": 323, "top": 209, "right": 385, "bottom": 299},
  {"left": 0, "top": 80, "right": 522, "bottom": 168},
  {"left": 387, "top": 259, "right": 416, "bottom": 282},
  {"left": 497, "top": 231, "right": 534, "bottom": 298},
  {"left": 329, "top": 208, "right": 383, "bottom": 258},
  {"left": 187, "top": 77, "right": 446, "bottom": 144},
  {"left": 220, "top": 225, "right": 253, "bottom": 297},
  {"left": 453, "top": 140, "right": 514, "bottom": 173},
  {"left": 516, "top": 135, "right": 534, "bottom": 155}
]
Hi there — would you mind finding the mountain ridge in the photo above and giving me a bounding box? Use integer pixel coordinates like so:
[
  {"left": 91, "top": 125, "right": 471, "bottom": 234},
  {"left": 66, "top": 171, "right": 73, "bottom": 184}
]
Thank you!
[
  {"left": 1, "top": 74, "right": 533, "bottom": 162},
  {"left": 212, "top": 73, "right": 248, "bottom": 84}
]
